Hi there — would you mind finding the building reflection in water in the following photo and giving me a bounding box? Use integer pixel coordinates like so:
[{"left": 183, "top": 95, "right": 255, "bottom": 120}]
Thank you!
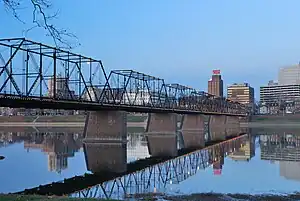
[
  {"left": 260, "top": 132, "right": 300, "bottom": 182},
  {"left": 71, "top": 134, "right": 254, "bottom": 200},
  {"left": 229, "top": 135, "right": 255, "bottom": 162},
  {"left": 22, "top": 133, "right": 82, "bottom": 173},
  {"left": 0, "top": 130, "right": 152, "bottom": 174},
  {"left": 127, "top": 134, "right": 149, "bottom": 162}
]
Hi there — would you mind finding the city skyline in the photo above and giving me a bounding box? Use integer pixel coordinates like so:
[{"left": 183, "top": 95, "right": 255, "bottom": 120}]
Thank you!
[{"left": 3, "top": 1, "right": 300, "bottom": 99}]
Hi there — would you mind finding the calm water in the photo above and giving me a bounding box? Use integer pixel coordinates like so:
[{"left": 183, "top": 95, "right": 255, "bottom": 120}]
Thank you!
[
  {"left": 0, "top": 128, "right": 149, "bottom": 193},
  {"left": 1, "top": 127, "right": 300, "bottom": 199}
]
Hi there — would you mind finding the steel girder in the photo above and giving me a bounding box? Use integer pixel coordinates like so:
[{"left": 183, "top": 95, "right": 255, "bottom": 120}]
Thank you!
[{"left": 0, "top": 38, "right": 247, "bottom": 115}]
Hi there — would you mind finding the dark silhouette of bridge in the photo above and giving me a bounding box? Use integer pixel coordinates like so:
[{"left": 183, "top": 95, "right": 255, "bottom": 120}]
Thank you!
[
  {"left": 0, "top": 38, "right": 246, "bottom": 115},
  {"left": 72, "top": 134, "right": 253, "bottom": 200}
]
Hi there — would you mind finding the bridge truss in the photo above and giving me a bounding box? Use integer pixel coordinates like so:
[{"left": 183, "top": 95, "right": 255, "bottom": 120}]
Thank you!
[{"left": 0, "top": 38, "right": 247, "bottom": 115}]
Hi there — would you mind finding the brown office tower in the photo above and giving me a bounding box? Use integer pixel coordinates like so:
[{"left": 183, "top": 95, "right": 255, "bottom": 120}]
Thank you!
[{"left": 208, "top": 70, "right": 223, "bottom": 97}]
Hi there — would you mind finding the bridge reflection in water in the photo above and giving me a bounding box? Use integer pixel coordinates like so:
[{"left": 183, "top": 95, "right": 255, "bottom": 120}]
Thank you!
[
  {"left": 72, "top": 134, "right": 253, "bottom": 200},
  {"left": 0, "top": 122, "right": 248, "bottom": 195}
]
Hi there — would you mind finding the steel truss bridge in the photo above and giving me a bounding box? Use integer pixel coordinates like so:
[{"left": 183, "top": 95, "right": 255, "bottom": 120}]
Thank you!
[
  {"left": 71, "top": 135, "right": 248, "bottom": 200},
  {"left": 0, "top": 38, "right": 247, "bottom": 115}
]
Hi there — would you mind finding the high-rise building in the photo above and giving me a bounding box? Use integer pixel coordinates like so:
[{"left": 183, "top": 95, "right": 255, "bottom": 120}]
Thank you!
[
  {"left": 227, "top": 83, "right": 255, "bottom": 108},
  {"left": 260, "top": 84, "right": 300, "bottom": 104},
  {"left": 259, "top": 63, "right": 300, "bottom": 114},
  {"left": 208, "top": 70, "right": 223, "bottom": 97},
  {"left": 278, "top": 63, "right": 300, "bottom": 85}
]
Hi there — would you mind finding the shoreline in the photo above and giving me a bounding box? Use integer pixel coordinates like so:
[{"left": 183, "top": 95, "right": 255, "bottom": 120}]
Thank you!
[
  {"left": 0, "top": 121, "right": 299, "bottom": 128},
  {"left": 2, "top": 193, "right": 300, "bottom": 201},
  {"left": 241, "top": 122, "right": 300, "bottom": 128},
  {"left": 0, "top": 122, "right": 147, "bottom": 127}
]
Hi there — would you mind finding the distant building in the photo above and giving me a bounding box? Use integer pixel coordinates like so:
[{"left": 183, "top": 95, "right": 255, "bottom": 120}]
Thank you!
[
  {"left": 259, "top": 63, "right": 300, "bottom": 114},
  {"left": 82, "top": 87, "right": 153, "bottom": 106},
  {"left": 48, "top": 75, "right": 75, "bottom": 99},
  {"left": 278, "top": 63, "right": 300, "bottom": 85},
  {"left": 259, "top": 103, "right": 268, "bottom": 114},
  {"left": 82, "top": 87, "right": 124, "bottom": 103},
  {"left": 260, "top": 84, "right": 300, "bottom": 104},
  {"left": 227, "top": 83, "right": 255, "bottom": 110},
  {"left": 268, "top": 80, "right": 278, "bottom": 86},
  {"left": 123, "top": 90, "right": 152, "bottom": 105},
  {"left": 208, "top": 70, "right": 223, "bottom": 97}
]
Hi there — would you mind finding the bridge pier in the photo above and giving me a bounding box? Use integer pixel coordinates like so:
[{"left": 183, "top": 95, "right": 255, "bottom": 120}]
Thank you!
[
  {"left": 225, "top": 116, "right": 240, "bottom": 137},
  {"left": 181, "top": 114, "right": 205, "bottom": 149},
  {"left": 83, "top": 111, "right": 127, "bottom": 142},
  {"left": 83, "top": 142, "right": 127, "bottom": 173},
  {"left": 146, "top": 113, "right": 177, "bottom": 157},
  {"left": 209, "top": 115, "right": 227, "bottom": 141}
]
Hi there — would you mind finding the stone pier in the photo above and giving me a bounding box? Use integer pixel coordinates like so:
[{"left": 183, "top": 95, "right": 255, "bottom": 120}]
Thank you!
[
  {"left": 146, "top": 113, "right": 177, "bottom": 157},
  {"left": 83, "top": 111, "right": 127, "bottom": 173},
  {"left": 225, "top": 116, "right": 240, "bottom": 138},
  {"left": 83, "top": 142, "right": 127, "bottom": 173},
  {"left": 83, "top": 111, "right": 127, "bottom": 142},
  {"left": 180, "top": 114, "right": 205, "bottom": 149},
  {"left": 209, "top": 115, "right": 227, "bottom": 141}
]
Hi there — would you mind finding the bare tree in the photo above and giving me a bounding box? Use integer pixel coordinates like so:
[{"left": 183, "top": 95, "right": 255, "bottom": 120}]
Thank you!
[{"left": 2, "top": 0, "right": 78, "bottom": 49}]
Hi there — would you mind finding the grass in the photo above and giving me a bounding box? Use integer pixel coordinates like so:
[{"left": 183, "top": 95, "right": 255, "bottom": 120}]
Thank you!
[
  {"left": 163, "top": 193, "right": 300, "bottom": 201},
  {"left": 0, "top": 194, "right": 119, "bottom": 201}
]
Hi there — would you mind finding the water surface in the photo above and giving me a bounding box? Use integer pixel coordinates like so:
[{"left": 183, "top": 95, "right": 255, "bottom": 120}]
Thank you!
[{"left": 2, "top": 127, "right": 300, "bottom": 200}]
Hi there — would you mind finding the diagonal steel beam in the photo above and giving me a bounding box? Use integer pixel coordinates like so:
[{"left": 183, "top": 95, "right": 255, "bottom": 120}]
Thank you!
[{"left": 0, "top": 39, "right": 24, "bottom": 95}]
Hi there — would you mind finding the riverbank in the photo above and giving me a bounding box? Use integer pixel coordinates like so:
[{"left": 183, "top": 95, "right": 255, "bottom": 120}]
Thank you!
[
  {"left": 3, "top": 193, "right": 300, "bottom": 201},
  {"left": 0, "top": 114, "right": 147, "bottom": 128},
  {"left": 241, "top": 122, "right": 300, "bottom": 128},
  {"left": 162, "top": 193, "right": 300, "bottom": 201},
  {"left": 0, "top": 114, "right": 147, "bottom": 123},
  {"left": 0, "top": 122, "right": 146, "bottom": 127}
]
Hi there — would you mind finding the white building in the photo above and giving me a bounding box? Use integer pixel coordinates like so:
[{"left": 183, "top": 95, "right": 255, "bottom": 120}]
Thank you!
[
  {"left": 260, "top": 84, "right": 300, "bottom": 103},
  {"left": 48, "top": 75, "right": 75, "bottom": 99},
  {"left": 123, "top": 90, "right": 151, "bottom": 105},
  {"left": 82, "top": 87, "right": 102, "bottom": 101},
  {"left": 278, "top": 63, "right": 300, "bottom": 85},
  {"left": 259, "top": 104, "right": 268, "bottom": 114}
]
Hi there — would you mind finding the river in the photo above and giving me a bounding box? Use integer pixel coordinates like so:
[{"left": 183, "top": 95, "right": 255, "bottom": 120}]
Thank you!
[{"left": 1, "top": 125, "right": 300, "bottom": 200}]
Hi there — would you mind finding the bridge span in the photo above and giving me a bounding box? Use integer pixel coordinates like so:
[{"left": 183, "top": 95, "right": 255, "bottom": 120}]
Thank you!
[
  {"left": 0, "top": 38, "right": 248, "bottom": 158},
  {"left": 0, "top": 38, "right": 246, "bottom": 115}
]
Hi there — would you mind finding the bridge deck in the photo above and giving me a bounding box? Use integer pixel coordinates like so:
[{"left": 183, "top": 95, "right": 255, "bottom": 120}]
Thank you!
[{"left": 0, "top": 95, "right": 245, "bottom": 116}]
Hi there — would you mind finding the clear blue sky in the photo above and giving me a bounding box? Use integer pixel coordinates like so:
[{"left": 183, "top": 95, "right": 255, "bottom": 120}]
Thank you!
[{"left": 2, "top": 0, "right": 300, "bottom": 99}]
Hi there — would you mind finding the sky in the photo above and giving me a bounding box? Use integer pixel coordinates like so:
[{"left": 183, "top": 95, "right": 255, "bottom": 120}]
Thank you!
[{"left": 2, "top": 0, "right": 300, "bottom": 99}]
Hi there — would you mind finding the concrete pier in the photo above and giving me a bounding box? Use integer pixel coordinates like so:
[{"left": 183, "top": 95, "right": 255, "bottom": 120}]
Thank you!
[
  {"left": 146, "top": 113, "right": 177, "bottom": 157},
  {"left": 209, "top": 115, "right": 227, "bottom": 141},
  {"left": 225, "top": 116, "right": 241, "bottom": 137},
  {"left": 181, "top": 114, "right": 205, "bottom": 149},
  {"left": 83, "top": 111, "right": 127, "bottom": 141}
]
